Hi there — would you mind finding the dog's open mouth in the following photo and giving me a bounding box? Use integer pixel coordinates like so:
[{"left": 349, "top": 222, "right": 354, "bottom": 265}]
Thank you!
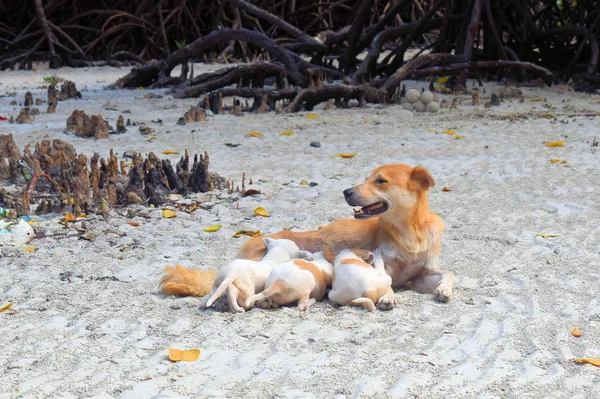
[{"left": 353, "top": 201, "right": 388, "bottom": 219}]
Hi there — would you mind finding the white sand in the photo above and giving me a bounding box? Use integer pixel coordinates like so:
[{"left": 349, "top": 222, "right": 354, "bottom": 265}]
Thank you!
[{"left": 1, "top": 64, "right": 600, "bottom": 398}]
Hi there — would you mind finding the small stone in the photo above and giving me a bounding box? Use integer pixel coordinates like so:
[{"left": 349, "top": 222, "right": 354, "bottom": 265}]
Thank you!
[
  {"left": 138, "top": 125, "right": 154, "bottom": 135},
  {"left": 176, "top": 117, "right": 186, "bottom": 125},
  {"left": 405, "top": 89, "right": 420, "bottom": 104},
  {"left": 490, "top": 93, "right": 501, "bottom": 106},
  {"left": 420, "top": 91, "right": 434, "bottom": 105},
  {"left": 310, "top": 141, "right": 321, "bottom": 148},
  {"left": 414, "top": 101, "right": 426, "bottom": 112},
  {"left": 309, "top": 182, "right": 318, "bottom": 187},
  {"left": 402, "top": 102, "right": 414, "bottom": 111},
  {"left": 426, "top": 101, "right": 439, "bottom": 113}
]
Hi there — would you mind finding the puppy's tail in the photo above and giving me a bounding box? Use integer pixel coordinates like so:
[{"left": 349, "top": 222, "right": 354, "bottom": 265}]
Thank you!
[
  {"left": 350, "top": 298, "right": 376, "bottom": 312},
  {"left": 205, "top": 274, "right": 237, "bottom": 307},
  {"left": 245, "top": 280, "right": 284, "bottom": 308},
  {"left": 159, "top": 266, "right": 218, "bottom": 297}
]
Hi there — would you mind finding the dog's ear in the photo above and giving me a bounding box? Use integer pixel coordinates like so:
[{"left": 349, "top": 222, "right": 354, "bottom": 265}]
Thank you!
[
  {"left": 263, "top": 237, "right": 275, "bottom": 248},
  {"left": 361, "top": 250, "right": 375, "bottom": 265},
  {"left": 410, "top": 166, "right": 435, "bottom": 190},
  {"left": 297, "top": 250, "right": 314, "bottom": 261}
]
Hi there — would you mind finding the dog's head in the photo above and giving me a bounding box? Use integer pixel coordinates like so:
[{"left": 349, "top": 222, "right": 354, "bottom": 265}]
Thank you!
[{"left": 343, "top": 164, "right": 435, "bottom": 219}]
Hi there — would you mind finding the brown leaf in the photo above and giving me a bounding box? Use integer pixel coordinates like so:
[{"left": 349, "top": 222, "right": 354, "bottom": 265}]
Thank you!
[
  {"left": 232, "top": 230, "right": 261, "bottom": 238},
  {"left": 442, "top": 186, "right": 451, "bottom": 192},
  {"left": 242, "top": 189, "right": 263, "bottom": 197},
  {"left": 128, "top": 222, "right": 141, "bottom": 227}
]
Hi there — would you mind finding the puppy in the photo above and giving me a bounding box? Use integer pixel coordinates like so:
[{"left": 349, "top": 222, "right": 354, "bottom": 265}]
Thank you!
[
  {"left": 205, "top": 238, "right": 312, "bottom": 313},
  {"left": 328, "top": 248, "right": 393, "bottom": 312},
  {"left": 245, "top": 252, "right": 333, "bottom": 311}
]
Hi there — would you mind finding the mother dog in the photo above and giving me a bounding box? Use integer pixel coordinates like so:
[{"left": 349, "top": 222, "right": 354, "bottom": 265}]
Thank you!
[{"left": 161, "top": 164, "right": 454, "bottom": 307}]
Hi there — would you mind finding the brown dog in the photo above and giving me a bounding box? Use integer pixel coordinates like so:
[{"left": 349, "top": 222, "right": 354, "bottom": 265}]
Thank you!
[
  {"left": 161, "top": 164, "right": 453, "bottom": 306},
  {"left": 237, "top": 164, "right": 453, "bottom": 306}
]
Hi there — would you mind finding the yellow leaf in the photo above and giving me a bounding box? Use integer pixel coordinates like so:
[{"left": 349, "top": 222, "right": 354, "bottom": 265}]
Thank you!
[
  {"left": 442, "top": 186, "right": 451, "bottom": 192},
  {"left": 61, "top": 212, "right": 76, "bottom": 223},
  {"left": 168, "top": 348, "right": 200, "bottom": 362},
  {"left": 538, "top": 113, "right": 556, "bottom": 119},
  {"left": 443, "top": 129, "right": 456, "bottom": 135},
  {"left": 203, "top": 224, "right": 222, "bottom": 232},
  {"left": 122, "top": 162, "right": 133, "bottom": 167},
  {"left": 137, "top": 86, "right": 145, "bottom": 90},
  {"left": 32, "top": 129, "right": 42, "bottom": 134},
  {"left": 233, "top": 230, "right": 261, "bottom": 238},
  {"left": 550, "top": 159, "right": 567, "bottom": 164},
  {"left": 531, "top": 97, "right": 544, "bottom": 102},
  {"left": 161, "top": 150, "right": 180, "bottom": 155},
  {"left": 147, "top": 136, "right": 158, "bottom": 142},
  {"left": 569, "top": 358, "right": 600, "bottom": 367},
  {"left": 162, "top": 209, "right": 177, "bottom": 218},
  {"left": 0, "top": 303, "right": 13, "bottom": 312},
  {"left": 453, "top": 135, "right": 465, "bottom": 139},
  {"left": 546, "top": 141, "right": 565, "bottom": 147},
  {"left": 427, "top": 129, "right": 437, "bottom": 133},
  {"left": 253, "top": 207, "right": 270, "bottom": 217},
  {"left": 306, "top": 113, "right": 319, "bottom": 119},
  {"left": 246, "top": 131, "right": 264, "bottom": 138},
  {"left": 570, "top": 328, "right": 582, "bottom": 338},
  {"left": 23, "top": 246, "right": 36, "bottom": 252},
  {"left": 62, "top": 198, "right": 74, "bottom": 205},
  {"left": 280, "top": 130, "right": 294, "bottom": 136},
  {"left": 536, "top": 233, "right": 558, "bottom": 238},
  {"left": 335, "top": 152, "right": 357, "bottom": 158}
]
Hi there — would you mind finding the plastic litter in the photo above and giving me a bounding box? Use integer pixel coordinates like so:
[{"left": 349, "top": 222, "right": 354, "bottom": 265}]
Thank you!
[{"left": 0, "top": 219, "right": 35, "bottom": 246}]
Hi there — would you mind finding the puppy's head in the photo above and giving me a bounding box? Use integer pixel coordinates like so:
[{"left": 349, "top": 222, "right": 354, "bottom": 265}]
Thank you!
[
  {"left": 335, "top": 248, "right": 375, "bottom": 265},
  {"left": 263, "top": 238, "right": 312, "bottom": 260},
  {"left": 343, "top": 164, "right": 435, "bottom": 219}
]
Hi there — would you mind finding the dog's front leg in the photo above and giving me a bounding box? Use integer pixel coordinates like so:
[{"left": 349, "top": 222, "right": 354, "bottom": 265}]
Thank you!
[{"left": 410, "top": 269, "right": 454, "bottom": 302}]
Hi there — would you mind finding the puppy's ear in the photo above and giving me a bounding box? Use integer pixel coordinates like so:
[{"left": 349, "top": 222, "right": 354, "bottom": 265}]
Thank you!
[
  {"left": 410, "top": 166, "right": 435, "bottom": 190},
  {"left": 361, "top": 250, "right": 375, "bottom": 265},
  {"left": 297, "top": 250, "right": 313, "bottom": 261},
  {"left": 263, "top": 237, "right": 274, "bottom": 248}
]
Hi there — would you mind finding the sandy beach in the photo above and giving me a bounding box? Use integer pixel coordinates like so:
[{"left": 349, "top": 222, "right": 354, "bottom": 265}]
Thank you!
[{"left": 1, "top": 64, "right": 600, "bottom": 398}]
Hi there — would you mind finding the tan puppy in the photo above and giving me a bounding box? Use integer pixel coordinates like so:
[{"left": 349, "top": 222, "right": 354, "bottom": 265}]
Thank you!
[
  {"left": 238, "top": 164, "right": 453, "bottom": 305},
  {"left": 205, "top": 238, "right": 312, "bottom": 313},
  {"left": 245, "top": 252, "right": 333, "bottom": 311},
  {"left": 328, "top": 248, "right": 393, "bottom": 312}
]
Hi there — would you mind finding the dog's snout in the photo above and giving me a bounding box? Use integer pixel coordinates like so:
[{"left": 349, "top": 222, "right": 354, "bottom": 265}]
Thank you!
[{"left": 343, "top": 188, "right": 353, "bottom": 199}]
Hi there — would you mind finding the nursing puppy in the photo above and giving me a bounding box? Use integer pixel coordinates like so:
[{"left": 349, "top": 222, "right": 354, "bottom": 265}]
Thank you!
[
  {"left": 205, "top": 238, "right": 312, "bottom": 313},
  {"left": 328, "top": 248, "right": 393, "bottom": 312},
  {"left": 245, "top": 252, "right": 333, "bottom": 311}
]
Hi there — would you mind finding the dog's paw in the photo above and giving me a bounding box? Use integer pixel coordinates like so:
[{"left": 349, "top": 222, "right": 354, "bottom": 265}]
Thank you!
[
  {"left": 212, "top": 297, "right": 230, "bottom": 312},
  {"left": 376, "top": 295, "right": 397, "bottom": 311},
  {"left": 256, "top": 297, "right": 278, "bottom": 309},
  {"left": 435, "top": 288, "right": 452, "bottom": 303}
]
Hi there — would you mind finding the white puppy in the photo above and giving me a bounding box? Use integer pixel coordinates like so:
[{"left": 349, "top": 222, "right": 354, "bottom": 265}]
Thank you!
[
  {"left": 328, "top": 248, "right": 393, "bottom": 312},
  {"left": 245, "top": 252, "right": 333, "bottom": 311},
  {"left": 205, "top": 238, "right": 312, "bottom": 313}
]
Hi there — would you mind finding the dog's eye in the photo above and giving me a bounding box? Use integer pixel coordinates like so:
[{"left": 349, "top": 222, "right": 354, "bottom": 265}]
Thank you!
[{"left": 375, "top": 178, "right": 387, "bottom": 184}]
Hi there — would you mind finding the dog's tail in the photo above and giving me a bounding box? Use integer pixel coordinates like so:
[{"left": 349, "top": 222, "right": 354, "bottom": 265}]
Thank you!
[
  {"left": 245, "top": 280, "right": 284, "bottom": 308},
  {"left": 350, "top": 297, "right": 376, "bottom": 312},
  {"left": 205, "top": 274, "right": 238, "bottom": 308},
  {"left": 159, "top": 266, "right": 218, "bottom": 297}
]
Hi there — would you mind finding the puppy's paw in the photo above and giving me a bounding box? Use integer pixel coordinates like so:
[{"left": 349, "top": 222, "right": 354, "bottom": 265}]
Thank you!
[
  {"left": 212, "top": 297, "right": 230, "bottom": 312},
  {"left": 435, "top": 288, "right": 452, "bottom": 303},
  {"left": 256, "top": 297, "right": 277, "bottom": 309},
  {"left": 376, "top": 295, "right": 397, "bottom": 311}
]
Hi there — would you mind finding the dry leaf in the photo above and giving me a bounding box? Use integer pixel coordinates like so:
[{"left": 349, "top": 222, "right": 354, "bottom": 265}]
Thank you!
[
  {"left": 246, "top": 132, "right": 264, "bottom": 138},
  {"left": 545, "top": 141, "right": 565, "bottom": 147},
  {"left": 427, "top": 129, "right": 437, "bottom": 133},
  {"left": 569, "top": 358, "right": 600, "bottom": 367},
  {"left": 62, "top": 198, "right": 74, "bottom": 205},
  {"left": 531, "top": 97, "right": 544, "bottom": 102},
  {"left": 453, "top": 135, "right": 465, "bottom": 139},
  {"left": 162, "top": 209, "right": 177, "bottom": 218},
  {"left": 0, "top": 303, "right": 13, "bottom": 312},
  {"left": 536, "top": 233, "right": 558, "bottom": 238},
  {"left": 242, "top": 189, "right": 263, "bottom": 197},
  {"left": 61, "top": 212, "right": 76, "bottom": 223},
  {"left": 168, "top": 348, "right": 200, "bottom": 362},
  {"left": 122, "top": 162, "right": 133, "bottom": 167},
  {"left": 306, "top": 113, "right": 319, "bottom": 119},
  {"left": 363, "top": 119, "right": 373, "bottom": 123},
  {"left": 538, "top": 113, "right": 556, "bottom": 119},
  {"left": 335, "top": 153, "right": 357, "bottom": 158},
  {"left": 203, "top": 224, "right": 222, "bottom": 232},
  {"left": 570, "top": 328, "right": 582, "bottom": 338},
  {"left": 128, "top": 222, "right": 141, "bottom": 227},
  {"left": 280, "top": 130, "right": 294, "bottom": 136},
  {"left": 23, "top": 246, "right": 36, "bottom": 252},
  {"left": 442, "top": 186, "right": 451, "bottom": 192},
  {"left": 550, "top": 159, "right": 567, "bottom": 164},
  {"left": 232, "top": 230, "right": 261, "bottom": 238},
  {"left": 146, "top": 135, "right": 158, "bottom": 142},
  {"left": 161, "top": 150, "right": 180, "bottom": 155},
  {"left": 253, "top": 207, "right": 270, "bottom": 217},
  {"left": 443, "top": 129, "right": 456, "bottom": 135}
]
